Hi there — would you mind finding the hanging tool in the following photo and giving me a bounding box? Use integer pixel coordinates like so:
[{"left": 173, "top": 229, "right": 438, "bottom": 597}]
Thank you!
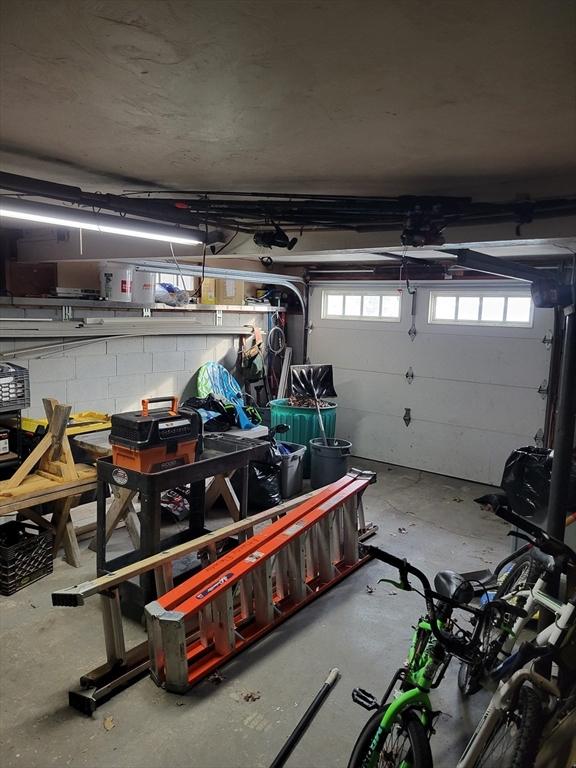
[{"left": 269, "top": 668, "right": 341, "bottom": 768}]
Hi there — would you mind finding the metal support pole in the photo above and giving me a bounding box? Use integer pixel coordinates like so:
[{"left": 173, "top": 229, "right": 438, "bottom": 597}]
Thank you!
[
  {"left": 537, "top": 300, "right": 576, "bottom": 678},
  {"left": 546, "top": 304, "right": 576, "bottom": 543}
]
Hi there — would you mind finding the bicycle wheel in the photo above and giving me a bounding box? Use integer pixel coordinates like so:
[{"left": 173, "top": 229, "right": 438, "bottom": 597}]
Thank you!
[
  {"left": 347, "top": 707, "right": 432, "bottom": 768},
  {"left": 473, "top": 684, "right": 543, "bottom": 768},
  {"left": 458, "top": 554, "right": 542, "bottom": 697},
  {"left": 496, "top": 553, "right": 541, "bottom": 606}
]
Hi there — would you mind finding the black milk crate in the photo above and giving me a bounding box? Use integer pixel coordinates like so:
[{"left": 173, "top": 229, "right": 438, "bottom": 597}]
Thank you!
[
  {"left": 0, "top": 363, "right": 30, "bottom": 412},
  {"left": 0, "top": 521, "right": 53, "bottom": 595}
]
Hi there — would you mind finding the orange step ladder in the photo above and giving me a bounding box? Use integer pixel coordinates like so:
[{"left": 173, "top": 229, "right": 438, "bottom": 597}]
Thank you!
[{"left": 145, "top": 469, "right": 375, "bottom": 693}]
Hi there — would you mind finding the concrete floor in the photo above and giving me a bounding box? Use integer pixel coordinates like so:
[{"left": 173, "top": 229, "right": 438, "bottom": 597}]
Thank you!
[{"left": 0, "top": 460, "right": 511, "bottom": 768}]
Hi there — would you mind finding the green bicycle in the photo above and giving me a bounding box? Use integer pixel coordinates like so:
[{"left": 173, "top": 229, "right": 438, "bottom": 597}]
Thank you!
[{"left": 347, "top": 544, "right": 522, "bottom": 768}]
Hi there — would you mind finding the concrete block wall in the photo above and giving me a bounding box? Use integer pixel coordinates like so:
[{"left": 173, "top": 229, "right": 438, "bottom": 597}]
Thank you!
[{"left": 1, "top": 306, "right": 266, "bottom": 418}]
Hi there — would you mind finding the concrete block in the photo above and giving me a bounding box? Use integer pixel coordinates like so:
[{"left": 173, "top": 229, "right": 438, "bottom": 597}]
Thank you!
[
  {"left": 195, "top": 313, "right": 219, "bottom": 326},
  {"left": 114, "top": 396, "right": 142, "bottom": 413},
  {"left": 108, "top": 374, "right": 143, "bottom": 398},
  {"left": 144, "top": 336, "right": 178, "bottom": 352},
  {"left": 184, "top": 349, "right": 214, "bottom": 374},
  {"left": 176, "top": 336, "right": 208, "bottom": 351},
  {"left": 153, "top": 351, "right": 186, "bottom": 372},
  {"left": 75, "top": 354, "right": 116, "bottom": 378},
  {"left": 177, "top": 371, "right": 194, "bottom": 394},
  {"left": 116, "top": 353, "right": 153, "bottom": 375},
  {"left": 29, "top": 380, "right": 68, "bottom": 409},
  {"left": 106, "top": 337, "right": 144, "bottom": 354},
  {"left": 63, "top": 341, "right": 108, "bottom": 356},
  {"left": 212, "top": 338, "right": 236, "bottom": 363},
  {"left": 72, "top": 398, "right": 115, "bottom": 415},
  {"left": 29, "top": 357, "right": 75, "bottom": 382},
  {"left": 143, "top": 372, "right": 180, "bottom": 397},
  {"left": 14, "top": 339, "right": 64, "bottom": 355},
  {"left": 67, "top": 377, "right": 108, "bottom": 403}
]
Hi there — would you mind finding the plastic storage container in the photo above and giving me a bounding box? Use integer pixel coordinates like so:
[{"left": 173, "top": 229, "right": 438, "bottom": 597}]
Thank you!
[
  {"left": 0, "top": 363, "right": 30, "bottom": 412},
  {"left": 100, "top": 263, "right": 133, "bottom": 302},
  {"left": 0, "top": 521, "right": 53, "bottom": 595},
  {"left": 269, "top": 399, "right": 337, "bottom": 478},
  {"left": 310, "top": 438, "right": 352, "bottom": 490},
  {"left": 278, "top": 441, "right": 306, "bottom": 498},
  {"left": 132, "top": 270, "right": 155, "bottom": 305}
]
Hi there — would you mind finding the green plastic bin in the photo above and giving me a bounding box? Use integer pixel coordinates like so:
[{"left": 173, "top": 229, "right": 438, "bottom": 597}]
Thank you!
[{"left": 269, "top": 398, "right": 337, "bottom": 478}]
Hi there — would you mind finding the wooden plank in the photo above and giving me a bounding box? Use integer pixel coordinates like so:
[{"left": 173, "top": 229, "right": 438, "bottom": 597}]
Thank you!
[
  {"left": 63, "top": 518, "right": 82, "bottom": 567},
  {"left": 220, "top": 477, "right": 240, "bottom": 521},
  {"left": 51, "top": 496, "right": 76, "bottom": 555},
  {"left": 0, "top": 477, "right": 97, "bottom": 515},
  {"left": 2, "top": 432, "right": 52, "bottom": 490},
  {"left": 42, "top": 403, "right": 72, "bottom": 466},
  {"left": 88, "top": 487, "right": 139, "bottom": 552},
  {"left": 16, "top": 508, "right": 52, "bottom": 529},
  {"left": 53, "top": 489, "right": 322, "bottom": 601}
]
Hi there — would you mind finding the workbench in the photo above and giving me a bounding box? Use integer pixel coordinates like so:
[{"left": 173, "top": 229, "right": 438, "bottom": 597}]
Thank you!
[
  {"left": 96, "top": 433, "right": 269, "bottom": 617},
  {"left": 0, "top": 399, "right": 99, "bottom": 567}
]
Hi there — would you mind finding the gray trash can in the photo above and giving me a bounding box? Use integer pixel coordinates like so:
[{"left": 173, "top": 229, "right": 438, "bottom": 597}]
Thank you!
[
  {"left": 310, "top": 438, "right": 352, "bottom": 490},
  {"left": 278, "top": 441, "right": 307, "bottom": 498}
]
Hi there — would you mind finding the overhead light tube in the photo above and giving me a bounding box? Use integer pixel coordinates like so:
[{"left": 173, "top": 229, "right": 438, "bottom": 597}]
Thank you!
[{"left": 0, "top": 198, "right": 203, "bottom": 246}]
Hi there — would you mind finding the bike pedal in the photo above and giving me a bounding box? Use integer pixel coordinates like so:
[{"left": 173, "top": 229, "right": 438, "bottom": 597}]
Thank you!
[{"left": 352, "top": 688, "right": 379, "bottom": 711}]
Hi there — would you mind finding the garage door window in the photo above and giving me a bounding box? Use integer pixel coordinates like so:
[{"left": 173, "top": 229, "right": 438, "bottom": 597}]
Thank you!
[
  {"left": 429, "top": 291, "right": 533, "bottom": 327},
  {"left": 322, "top": 290, "right": 402, "bottom": 321}
]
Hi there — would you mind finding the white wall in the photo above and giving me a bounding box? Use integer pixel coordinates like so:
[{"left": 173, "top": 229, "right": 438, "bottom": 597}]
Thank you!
[
  {"left": 1, "top": 307, "right": 266, "bottom": 418},
  {"left": 308, "top": 283, "right": 554, "bottom": 485}
]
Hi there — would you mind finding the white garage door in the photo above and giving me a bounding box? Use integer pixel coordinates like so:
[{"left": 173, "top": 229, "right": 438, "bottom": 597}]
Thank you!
[{"left": 308, "top": 281, "right": 553, "bottom": 485}]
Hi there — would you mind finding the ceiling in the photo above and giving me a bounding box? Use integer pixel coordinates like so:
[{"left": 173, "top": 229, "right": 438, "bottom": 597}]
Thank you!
[{"left": 1, "top": 0, "right": 575, "bottom": 201}]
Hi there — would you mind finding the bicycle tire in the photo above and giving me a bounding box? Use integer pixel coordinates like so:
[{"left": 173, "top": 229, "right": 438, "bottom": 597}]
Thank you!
[
  {"left": 458, "top": 553, "right": 542, "bottom": 697},
  {"left": 347, "top": 706, "right": 432, "bottom": 768},
  {"left": 496, "top": 553, "right": 542, "bottom": 605},
  {"left": 473, "top": 684, "right": 543, "bottom": 768}
]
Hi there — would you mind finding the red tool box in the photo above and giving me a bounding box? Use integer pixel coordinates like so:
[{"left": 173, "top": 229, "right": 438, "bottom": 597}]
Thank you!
[{"left": 110, "top": 396, "right": 201, "bottom": 473}]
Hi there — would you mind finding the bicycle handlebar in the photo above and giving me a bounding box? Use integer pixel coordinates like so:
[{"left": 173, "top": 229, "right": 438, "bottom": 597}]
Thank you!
[
  {"left": 361, "top": 544, "right": 485, "bottom": 661},
  {"left": 494, "top": 505, "right": 576, "bottom": 565}
]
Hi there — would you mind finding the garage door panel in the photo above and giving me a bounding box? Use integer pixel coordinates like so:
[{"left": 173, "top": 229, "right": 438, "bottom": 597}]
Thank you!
[
  {"left": 332, "top": 367, "right": 545, "bottom": 435},
  {"left": 337, "top": 406, "right": 532, "bottom": 485},
  {"left": 310, "top": 326, "right": 549, "bottom": 388},
  {"left": 309, "top": 286, "right": 550, "bottom": 485}
]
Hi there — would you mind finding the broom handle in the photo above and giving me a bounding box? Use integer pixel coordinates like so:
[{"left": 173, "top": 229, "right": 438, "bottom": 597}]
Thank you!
[
  {"left": 313, "top": 386, "right": 328, "bottom": 445},
  {"left": 269, "top": 668, "right": 340, "bottom": 768}
]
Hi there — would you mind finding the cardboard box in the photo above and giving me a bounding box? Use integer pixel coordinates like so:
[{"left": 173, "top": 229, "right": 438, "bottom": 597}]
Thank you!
[
  {"left": 57, "top": 262, "right": 100, "bottom": 290},
  {"left": 200, "top": 277, "right": 217, "bottom": 304},
  {"left": 216, "top": 278, "right": 244, "bottom": 305}
]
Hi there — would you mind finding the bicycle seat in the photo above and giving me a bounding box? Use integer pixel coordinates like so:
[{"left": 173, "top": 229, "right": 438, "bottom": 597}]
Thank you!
[{"left": 434, "top": 570, "right": 474, "bottom": 605}]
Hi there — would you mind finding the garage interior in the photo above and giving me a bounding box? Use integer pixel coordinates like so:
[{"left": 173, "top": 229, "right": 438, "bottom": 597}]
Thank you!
[{"left": 0, "top": 2, "right": 575, "bottom": 768}]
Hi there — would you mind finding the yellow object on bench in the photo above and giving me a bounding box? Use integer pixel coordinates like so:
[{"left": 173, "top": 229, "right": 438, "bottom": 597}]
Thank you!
[{"left": 21, "top": 411, "right": 111, "bottom": 436}]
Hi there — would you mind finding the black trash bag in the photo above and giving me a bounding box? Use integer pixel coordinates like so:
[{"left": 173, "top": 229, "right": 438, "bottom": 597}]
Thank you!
[
  {"left": 232, "top": 453, "right": 282, "bottom": 511},
  {"left": 501, "top": 446, "right": 576, "bottom": 523}
]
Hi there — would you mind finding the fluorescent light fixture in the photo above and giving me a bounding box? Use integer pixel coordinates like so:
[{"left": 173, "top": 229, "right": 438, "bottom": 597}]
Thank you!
[{"left": 0, "top": 198, "right": 203, "bottom": 246}]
